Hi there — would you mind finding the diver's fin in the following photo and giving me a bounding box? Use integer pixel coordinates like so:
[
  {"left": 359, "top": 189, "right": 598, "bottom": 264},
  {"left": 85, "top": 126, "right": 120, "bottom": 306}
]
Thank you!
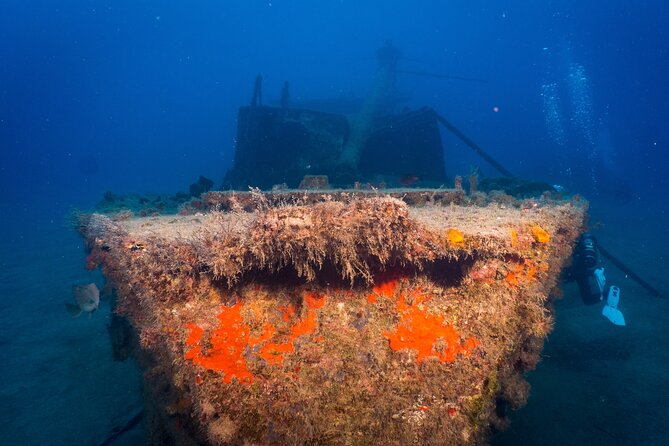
[
  {"left": 65, "top": 303, "right": 82, "bottom": 318},
  {"left": 602, "top": 286, "right": 625, "bottom": 326}
]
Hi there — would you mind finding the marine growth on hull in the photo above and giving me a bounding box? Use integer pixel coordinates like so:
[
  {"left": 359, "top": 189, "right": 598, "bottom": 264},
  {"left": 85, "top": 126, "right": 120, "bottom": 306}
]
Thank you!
[{"left": 78, "top": 190, "right": 587, "bottom": 445}]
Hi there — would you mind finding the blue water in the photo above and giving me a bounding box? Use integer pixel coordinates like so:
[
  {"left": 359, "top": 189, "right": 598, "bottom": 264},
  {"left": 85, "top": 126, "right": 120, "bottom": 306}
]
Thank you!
[{"left": 1, "top": 1, "right": 667, "bottom": 444}]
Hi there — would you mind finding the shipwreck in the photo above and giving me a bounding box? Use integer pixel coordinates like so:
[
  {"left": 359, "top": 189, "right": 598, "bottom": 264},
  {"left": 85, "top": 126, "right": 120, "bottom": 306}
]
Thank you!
[{"left": 78, "top": 44, "right": 589, "bottom": 445}]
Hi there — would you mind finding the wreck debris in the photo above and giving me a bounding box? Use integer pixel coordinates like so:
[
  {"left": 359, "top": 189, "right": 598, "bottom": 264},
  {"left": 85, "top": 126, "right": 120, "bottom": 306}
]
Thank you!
[{"left": 298, "top": 174, "right": 330, "bottom": 190}]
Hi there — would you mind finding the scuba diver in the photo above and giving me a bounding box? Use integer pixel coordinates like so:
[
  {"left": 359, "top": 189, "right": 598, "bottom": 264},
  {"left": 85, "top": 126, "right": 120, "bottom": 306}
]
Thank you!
[{"left": 563, "top": 233, "right": 625, "bottom": 325}]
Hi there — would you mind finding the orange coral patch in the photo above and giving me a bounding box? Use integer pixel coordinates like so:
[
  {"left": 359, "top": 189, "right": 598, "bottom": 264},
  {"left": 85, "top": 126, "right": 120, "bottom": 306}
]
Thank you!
[
  {"left": 447, "top": 228, "right": 465, "bottom": 246},
  {"left": 525, "top": 261, "right": 537, "bottom": 280},
  {"left": 504, "top": 260, "right": 540, "bottom": 287},
  {"left": 184, "top": 291, "right": 329, "bottom": 377},
  {"left": 462, "top": 337, "right": 479, "bottom": 354},
  {"left": 383, "top": 287, "right": 479, "bottom": 363},
  {"left": 505, "top": 272, "right": 520, "bottom": 287},
  {"left": 280, "top": 304, "right": 296, "bottom": 322},
  {"left": 185, "top": 294, "right": 327, "bottom": 378},
  {"left": 188, "top": 303, "right": 255, "bottom": 384},
  {"left": 185, "top": 323, "right": 203, "bottom": 346},
  {"left": 290, "top": 311, "right": 317, "bottom": 337},
  {"left": 184, "top": 323, "right": 204, "bottom": 360},
  {"left": 530, "top": 225, "right": 550, "bottom": 243},
  {"left": 259, "top": 341, "right": 294, "bottom": 365},
  {"left": 258, "top": 308, "right": 320, "bottom": 365},
  {"left": 304, "top": 292, "right": 326, "bottom": 309},
  {"left": 373, "top": 279, "right": 399, "bottom": 299}
]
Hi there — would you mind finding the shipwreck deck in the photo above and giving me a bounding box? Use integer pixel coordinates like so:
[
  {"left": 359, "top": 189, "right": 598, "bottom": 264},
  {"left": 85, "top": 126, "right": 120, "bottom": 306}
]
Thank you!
[{"left": 80, "top": 190, "right": 587, "bottom": 445}]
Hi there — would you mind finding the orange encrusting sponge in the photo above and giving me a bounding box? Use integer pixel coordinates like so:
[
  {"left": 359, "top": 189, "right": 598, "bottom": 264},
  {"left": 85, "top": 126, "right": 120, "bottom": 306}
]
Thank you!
[
  {"left": 530, "top": 225, "right": 550, "bottom": 243},
  {"left": 185, "top": 292, "right": 327, "bottom": 384},
  {"left": 373, "top": 280, "right": 479, "bottom": 363},
  {"left": 185, "top": 303, "right": 256, "bottom": 384},
  {"left": 447, "top": 228, "right": 465, "bottom": 246}
]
